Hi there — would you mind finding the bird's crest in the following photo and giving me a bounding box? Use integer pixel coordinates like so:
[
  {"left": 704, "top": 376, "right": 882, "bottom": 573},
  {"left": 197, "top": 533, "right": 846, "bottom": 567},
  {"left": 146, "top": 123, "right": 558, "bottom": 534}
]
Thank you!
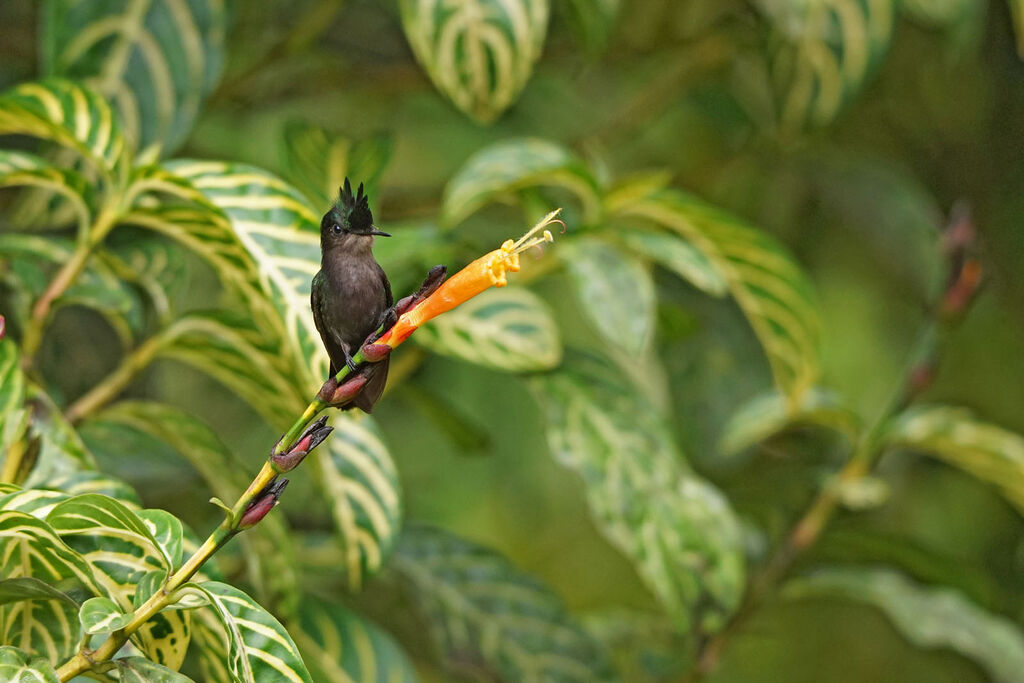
[{"left": 336, "top": 177, "right": 373, "bottom": 231}]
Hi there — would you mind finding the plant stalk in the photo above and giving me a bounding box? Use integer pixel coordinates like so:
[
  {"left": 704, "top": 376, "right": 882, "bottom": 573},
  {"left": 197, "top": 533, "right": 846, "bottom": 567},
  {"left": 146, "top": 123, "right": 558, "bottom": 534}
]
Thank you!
[{"left": 65, "top": 334, "right": 165, "bottom": 424}]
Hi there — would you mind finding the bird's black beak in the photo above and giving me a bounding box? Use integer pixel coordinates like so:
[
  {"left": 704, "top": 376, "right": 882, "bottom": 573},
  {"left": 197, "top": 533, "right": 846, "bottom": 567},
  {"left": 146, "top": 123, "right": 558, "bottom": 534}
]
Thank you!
[{"left": 369, "top": 226, "right": 391, "bottom": 237}]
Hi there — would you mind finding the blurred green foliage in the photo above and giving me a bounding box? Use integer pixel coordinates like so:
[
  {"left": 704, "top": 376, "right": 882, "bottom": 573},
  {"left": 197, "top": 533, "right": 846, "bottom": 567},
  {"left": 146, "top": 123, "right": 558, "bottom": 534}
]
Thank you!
[{"left": 1, "top": 0, "right": 1024, "bottom": 681}]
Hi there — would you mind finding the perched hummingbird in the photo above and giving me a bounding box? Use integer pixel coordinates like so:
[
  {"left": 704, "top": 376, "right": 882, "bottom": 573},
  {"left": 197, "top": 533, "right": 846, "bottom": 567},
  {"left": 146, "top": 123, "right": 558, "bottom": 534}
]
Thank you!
[{"left": 311, "top": 179, "right": 393, "bottom": 413}]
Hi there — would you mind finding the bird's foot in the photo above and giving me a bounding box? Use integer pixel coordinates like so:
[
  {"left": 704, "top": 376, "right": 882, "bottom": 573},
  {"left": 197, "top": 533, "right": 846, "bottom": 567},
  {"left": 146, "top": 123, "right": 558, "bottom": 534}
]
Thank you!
[{"left": 317, "top": 373, "right": 369, "bottom": 407}]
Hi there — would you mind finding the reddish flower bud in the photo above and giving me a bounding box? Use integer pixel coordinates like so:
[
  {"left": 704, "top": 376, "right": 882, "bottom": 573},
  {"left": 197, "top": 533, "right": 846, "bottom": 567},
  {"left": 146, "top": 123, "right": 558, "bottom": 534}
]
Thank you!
[
  {"left": 0, "top": 315, "right": 5, "bottom": 340},
  {"left": 330, "top": 374, "right": 368, "bottom": 404},
  {"left": 941, "top": 258, "right": 982, "bottom": 318},
  {"left": 239, "top": 478, "right": 289, "bottom": 529},
  {"left": 271, "top": 417, "right": 332, "bottom": 472},
  {"left": 361, "top": 343, "right": 392, "bottom": 363}
]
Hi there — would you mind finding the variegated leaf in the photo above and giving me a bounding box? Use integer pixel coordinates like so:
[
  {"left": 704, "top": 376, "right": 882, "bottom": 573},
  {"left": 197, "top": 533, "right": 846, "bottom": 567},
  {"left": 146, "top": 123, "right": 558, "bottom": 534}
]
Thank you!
[
  {"left": 719, "top": 387, "right": 859, "bottom": 456},
  {"left": 191, "top": 604, "right": 231, "bottom": 683},
  {"left": 43, "top": 0, "right": 228, "bottom": 154},
  {"left": 292, "top": 599, "right": 418, "bottom": 683},
  {"left": 414, "top": 286, "right": 561, "bottom": 371},
  {"left": 79, "top": 595, "right": 132, "bottom": 634},
  {"left": 399, "top": 0, "right": 551, "bottom": 123},
  {"left": 615, "top": 186, "right": 821, "bottom": 403},
  {"left": 0, "top": 339, "right": 28, "bottom": 473},
  {"left": 83, "top": 400, "right": 301, "bottom": 615},
  {"left": 561, "top": 237, "right": 656, "bottom": 357},
  {"left": 187, "top": 581, "right": 313, "bottom": 683},
  {"left": 21, "top": 385, "right": 97, "bottom": 489},
  {"left": 0, "top": 490, "right": 70, "bottom": 520},
  {"left": 532, "top": 355, "right": 746, "bottom": 633},
  {"left": 441, "top": 138, "right": 602, "bottom": 226},
  {"left": 753, "top": 0, "right": 896, "bottom": 130},
  {"left": 394, "top": 524, "right": 617, "bottom": 681},
  {"left": 165, "top": 160, "right": 327, "bottom": 386},
  {"left": 0, "top": 578, "right": 80, "bottom": 673},
  {"left": 879, "top": 405, "right": 1024, "bottom": 514},
  {"left": 40, "top": 471, "right": 142, "bottom": 508},
  {"left": 0, "top": 150, "right": 94, "bottom": 235},
  {"left": 0, "top": 646, "right": 59, "bottom": 683},
  {"left": 281, "top": 121, "right": 393, "bottom": 210},
  {"left": 0, "top": 511, "right": 99, "bottom": 666},
  {"left": 113, "top": 656, "right": 196, "bottom": 682},
  {"left": 0, "top": 80, "right": 128, "bottom": 180},
  {"left": 785, "top": 568, "right": 1024, "bottom": 683},
  {"left": 0, "top": 233, "right": 144, "bottom": 347},
  {"left": 313, "top": 415, "right": 401, "bottom": 592},
  {"left": 103, "top": 233, "right": 190, "bottom": 326},
  {"left": 46, "top": 494, "right": 191, "bottom": 670},
  {"left": 153, "top": 312, "right": 306, "bottom": 428},
  {"left": 617, "top": 227, "right": 728, "bottom": 297}
]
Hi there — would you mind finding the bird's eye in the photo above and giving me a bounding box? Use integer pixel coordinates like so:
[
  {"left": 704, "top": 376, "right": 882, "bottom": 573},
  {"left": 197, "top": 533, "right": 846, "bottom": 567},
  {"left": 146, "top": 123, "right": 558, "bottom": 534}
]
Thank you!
[{"left": 333, "top": 225, "right": 343, "bottom": 235}]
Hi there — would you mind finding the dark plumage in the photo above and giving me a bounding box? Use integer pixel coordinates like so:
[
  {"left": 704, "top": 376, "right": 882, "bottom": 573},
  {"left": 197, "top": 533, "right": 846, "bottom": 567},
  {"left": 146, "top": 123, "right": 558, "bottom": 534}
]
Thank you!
[{"left": 311, "top": 179, "right": 393, "bottom": 412}]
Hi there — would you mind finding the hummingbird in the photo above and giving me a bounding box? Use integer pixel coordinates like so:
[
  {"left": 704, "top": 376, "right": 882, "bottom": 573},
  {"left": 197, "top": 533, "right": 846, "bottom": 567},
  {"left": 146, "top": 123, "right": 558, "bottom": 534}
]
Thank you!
[{"left": 311, "top": 179, "right": 393, "bottom": 413}]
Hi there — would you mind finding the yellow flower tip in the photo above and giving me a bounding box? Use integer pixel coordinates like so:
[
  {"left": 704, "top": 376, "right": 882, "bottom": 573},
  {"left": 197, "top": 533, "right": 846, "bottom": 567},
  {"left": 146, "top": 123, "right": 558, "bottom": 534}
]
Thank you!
[{"left": 487, "top": 208, "right": 562, "bottom": 286}]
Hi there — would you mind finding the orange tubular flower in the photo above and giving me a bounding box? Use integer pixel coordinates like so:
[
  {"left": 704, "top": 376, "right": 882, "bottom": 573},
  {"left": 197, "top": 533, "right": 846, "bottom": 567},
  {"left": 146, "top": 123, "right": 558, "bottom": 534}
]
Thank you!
[{"left": 377, "top": 209, "right": 561, "bottom": 349}]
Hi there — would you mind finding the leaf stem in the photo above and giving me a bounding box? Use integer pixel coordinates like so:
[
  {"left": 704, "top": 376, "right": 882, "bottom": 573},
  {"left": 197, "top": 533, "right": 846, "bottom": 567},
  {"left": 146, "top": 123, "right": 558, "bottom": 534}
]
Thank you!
[{"left": 65, "top": 334, "right": 165, "bottom": 424}]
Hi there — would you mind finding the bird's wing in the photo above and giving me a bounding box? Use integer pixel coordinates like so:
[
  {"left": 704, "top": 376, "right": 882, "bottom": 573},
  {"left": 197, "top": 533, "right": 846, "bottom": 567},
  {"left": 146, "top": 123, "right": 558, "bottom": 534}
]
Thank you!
[
  {"left": 311, "top": 270, "right": 339, "bottom": 376},
  {"left": 377, "top": 261, "right": 393, "bottom": 309}
]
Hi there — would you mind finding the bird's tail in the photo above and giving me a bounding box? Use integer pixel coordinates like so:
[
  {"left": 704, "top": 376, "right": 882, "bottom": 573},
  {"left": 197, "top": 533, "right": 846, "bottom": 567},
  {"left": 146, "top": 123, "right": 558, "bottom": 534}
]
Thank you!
[{"left": 348, "top": 356, "right": 390, "bottom": 413}]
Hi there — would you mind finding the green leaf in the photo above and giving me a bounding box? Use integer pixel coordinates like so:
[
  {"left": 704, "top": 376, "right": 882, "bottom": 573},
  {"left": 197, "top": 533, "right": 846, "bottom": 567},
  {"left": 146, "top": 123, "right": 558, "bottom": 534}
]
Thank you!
[
  {"left": 0, "top": 646, "right": 59, "bottom": 683},
  {"left": 0, "top": 577, "right": 80, "bottom": 609},
  {"left": 0, "top": 578, "right": 81, "bottom": 672},
  {"left": 394, "top": 524, "right": 617, "bottom": 682},
  {"left": 186, "top": 581, "right": 313, "bottom": 683},
  {"left": 46, "top": 494, "right": 192, "bottom": 670},
  {"left": 558, "top": 0, "right": 621, "bottom": 53},
  {"left": 112, "top": 656, "right": 196, "bottom": 683},
  {"left": 40, "top": 471, "right": 142, "bottom": 508},
  {"left": 532, "top": 356, "right": 746, "bottom": 633},
  {"left": 718, "top": 387, "right": 859, "bottom": 456},
  {"left": 138, "top": 509, "right": 184, "bottom": 568},
  {"left": 79, "top": 595, "right": 132, "bottom": 634},
  {"left": 617, "top": 227, "right": 728, "bottom": 297},
  {"left": 753, "top": 0, "right": 896, "bottom": 130},
  {"left": 399, "top": 0, "right": 551, "bottom": 123},
  {"left": 21, "top": 384, "right": 98, "bottom": 487},
  {"left": 153, "top": 312, "right": 306, "bottom": 428},
  {"left": 0, "top": 79, "right": 128, "bottom": 179},
  {"left": 616, "top": 186, "right": 821, "bottom": 403},
  {"left": 165, "top": 160, "right": 327, "bottom": 386},
  {"left": 103, "top": 233, "right": 190, "bottom": 326},
  {"left": 81, "top": 401, "right": 301, "bottom": 615},
  {"left": 191, "top": 605, "right": 232, "bottom": 683},
  {"left": 561, "top": 237, "right": 656, "bottom": 357},
  {"left": 280, "top": 121, "right": 393, "bottom": 210},
  {"left": 292, "top": 599, "right": 418, "bottom": 683},
  {"left": 414, "top": 286, "right": 562, "bottom": 372},
  {"left": 879, "top": 405, "right": 1024, "bottom": 514},
  {"left": 441, "top": 138, "right": 603, "bottom": 227},
  {"left": 0, "top": 490, "right": 69, "bottom": 519},
  {"left": 0, "top": 511, "right": 100, "bottom": 666},
  {"left": 43, "top": 0, "right": 228, "bottom": 154},
  {"left": 581, "top": 609, "right": 690, "bottom": 681},
  {"left": 0, "top": 151, "right": 94, "bottom": 235},
  {"left": 0, "top": 339, "right": 28, "bottom": 468},
  {"left": 313, "top": 415, "right": 402, "bottom": 592},
  {"left": 0, "top": 233, "right": 144, "bottom": 346},
  {"left": 784, "top": 567, "right": 1024, "bottom": 683}
]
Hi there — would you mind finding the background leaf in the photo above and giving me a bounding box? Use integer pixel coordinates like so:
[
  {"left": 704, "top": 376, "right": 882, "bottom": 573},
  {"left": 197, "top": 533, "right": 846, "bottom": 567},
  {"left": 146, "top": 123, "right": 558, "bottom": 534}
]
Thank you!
[
  {"left": 784, "top": 567, "right": 1024, "bottom": 683},
  {"left": 0, "top": 646, "right": 59, "bottom": 683},
  {"left": 879, "top": 405, "right": 1024, "bottom": 514},
  {"left": 617, "top": 186, "right": 821, "bottom": 402},
  {"left": 399, "top": 0, "right": 551, "bottom": 123},
  {"left": 313, "top": 415, "right": 402, "bottom": 592},
  {"left": 188, "top": 581, "right": 313, "bottom": 683},
  {"left": 441, "top": 138, "right": 603, "bottom": 226},
  {"left": 393, "top": 524, "right": 618, "bottom": 682},
  {"left": 292, "top": 599, "right": 418, "bottom": 683},
  {"left": 42, "top": 0, "right": 228, "bottom": 154},
  {"left": 533, "top": 356, "right": 746, "bottom": 633},
  {"left": 561, "top": 237, "right": 656, "bottom": 357},
  {"left": 413, "top": 286, "right": 562, "bottom": 371}
]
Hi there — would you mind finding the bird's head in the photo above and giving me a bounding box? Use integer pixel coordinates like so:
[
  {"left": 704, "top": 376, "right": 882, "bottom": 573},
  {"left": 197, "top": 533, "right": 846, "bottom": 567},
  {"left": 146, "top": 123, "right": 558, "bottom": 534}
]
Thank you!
[{"left": 320, "top": 178, "right": 390, "bottom": 253}]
